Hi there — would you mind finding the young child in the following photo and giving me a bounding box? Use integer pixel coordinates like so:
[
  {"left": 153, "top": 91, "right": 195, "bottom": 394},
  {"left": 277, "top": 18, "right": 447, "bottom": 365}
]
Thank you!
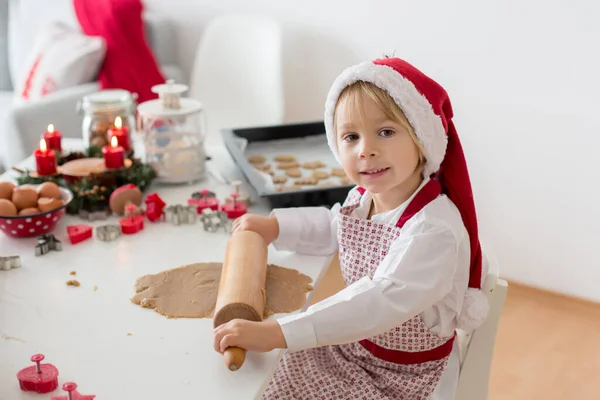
[{"left": 213, "top": 57, "right": 489, "bottom": 399}]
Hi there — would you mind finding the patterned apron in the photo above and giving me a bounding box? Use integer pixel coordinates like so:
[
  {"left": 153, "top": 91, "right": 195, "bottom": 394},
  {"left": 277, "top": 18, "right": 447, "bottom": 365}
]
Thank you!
[{"left": 263, "top": 180, "right": 456, "bottom": 400}]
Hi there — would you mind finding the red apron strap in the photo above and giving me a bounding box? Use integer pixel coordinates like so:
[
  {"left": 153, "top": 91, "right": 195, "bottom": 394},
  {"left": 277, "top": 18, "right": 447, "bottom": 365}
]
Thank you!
[
  {"left": 356, "top": 179, "right": 441, "bottom": 228},
  {"left": 395, "top": 179, "right": 442, "bottom": 229}
]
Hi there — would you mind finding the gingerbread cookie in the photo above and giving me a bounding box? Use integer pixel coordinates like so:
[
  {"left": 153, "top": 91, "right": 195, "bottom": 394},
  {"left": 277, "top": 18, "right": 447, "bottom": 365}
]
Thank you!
[
  {"left": 274, "top": 155, "right": 296, "bottom": 162},
  {"left": 272, "top": 175, "right": 288, "bottom": 184},
  {"left": 277, "top": 161, "right": 300, "bottom": 169},
  {"left": 254, "top": 163, "right": 271, "bottom": 172},
  {"left": 331, "top": 168, "right": 346, "bottom": 177},
  {"left": 312, "top": 170, "right": 330, "bottom": 180},
  {"left": 302, "top": 161, "right": 326, "bottom": 169},
  {"left": 285, "top": 168, "right": 302, "bottom": 178},
  {"left": 295, "top": 177, "right": 318, "bottom": 185},
  {"left": 248, "top": 155, "right": 266, "bottom": 164}
]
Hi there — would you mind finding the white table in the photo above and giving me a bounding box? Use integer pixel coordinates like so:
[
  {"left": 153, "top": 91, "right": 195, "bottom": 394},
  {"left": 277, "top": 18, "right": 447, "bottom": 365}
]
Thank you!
[{"left": 0, "top": 139, "right": 333, "bottom": 399}]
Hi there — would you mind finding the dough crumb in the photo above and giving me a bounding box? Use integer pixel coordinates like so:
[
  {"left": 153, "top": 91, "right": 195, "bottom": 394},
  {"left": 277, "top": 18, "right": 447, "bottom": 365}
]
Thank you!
[
  {"left": 127, "top": 332, "right": 132, "bottom": 336},
  {"left": 69, "top": 271, "right": 76, "bottom": 275},
  {"left": 93, "top": 285, "right": 98, "bottom": 291},
  {"left": 66, "top": 280, "right": 80, "bottom": 287}
]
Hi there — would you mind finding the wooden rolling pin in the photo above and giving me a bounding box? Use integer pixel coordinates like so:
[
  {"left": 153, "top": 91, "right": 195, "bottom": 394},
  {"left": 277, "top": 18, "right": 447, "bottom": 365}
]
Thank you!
[{"left": 213, "top": 230, "right": 268, "bottom": 371}]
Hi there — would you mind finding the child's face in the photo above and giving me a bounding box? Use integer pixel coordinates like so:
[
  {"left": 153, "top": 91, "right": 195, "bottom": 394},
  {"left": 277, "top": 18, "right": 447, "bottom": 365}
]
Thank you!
[{"left": 335, "top": 92, "right": 422, "bottom": 196}]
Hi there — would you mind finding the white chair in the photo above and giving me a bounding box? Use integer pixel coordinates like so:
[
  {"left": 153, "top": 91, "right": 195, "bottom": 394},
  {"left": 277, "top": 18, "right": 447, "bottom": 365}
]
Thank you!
[
  {"left": 188, "top": 14, "right": 284, "bottom": 149},
  {"left": 456, "top": 248, "right": 508, "bottom": 400}
]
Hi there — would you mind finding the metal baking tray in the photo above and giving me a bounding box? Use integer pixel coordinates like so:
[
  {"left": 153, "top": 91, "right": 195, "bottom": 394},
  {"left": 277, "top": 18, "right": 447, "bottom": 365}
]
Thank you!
[{"left": 221, "top": 121, "right": 353, "bottom": 209}]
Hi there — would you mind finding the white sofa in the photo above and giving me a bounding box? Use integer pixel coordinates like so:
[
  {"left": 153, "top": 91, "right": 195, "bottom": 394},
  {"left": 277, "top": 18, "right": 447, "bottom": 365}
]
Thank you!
[{"left": 0, "top": 0, "right": 183, "bottom": 171}]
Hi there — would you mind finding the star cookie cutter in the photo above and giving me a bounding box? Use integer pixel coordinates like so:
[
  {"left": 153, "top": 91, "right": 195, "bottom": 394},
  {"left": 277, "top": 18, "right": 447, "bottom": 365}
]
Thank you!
[
  {"left": 35, "top": 235, "right": 62, "bottom": 256},
  {"left": 199, "top": 208, "right": 230, "bottom": 233},
  {"left": 0, "top": 256, "right": 21, "bottom": 271},
  {"left": 95, "top": 225, "right": 122, "bottom": 242}
]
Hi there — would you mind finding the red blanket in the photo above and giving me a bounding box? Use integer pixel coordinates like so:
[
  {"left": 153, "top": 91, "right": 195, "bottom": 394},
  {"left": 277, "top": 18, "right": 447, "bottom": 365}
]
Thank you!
[{"left": 73, "top": 0, "right": 165, "bottom": 103}]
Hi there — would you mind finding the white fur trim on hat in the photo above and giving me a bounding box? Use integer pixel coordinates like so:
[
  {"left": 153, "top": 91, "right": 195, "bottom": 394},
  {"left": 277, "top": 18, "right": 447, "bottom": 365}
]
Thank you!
[
  {"left": 324, "top": 61, "right": 447, "bottom": 177},
  {"left": 457, "top": 288, "right": 489, "bottom": 332}
]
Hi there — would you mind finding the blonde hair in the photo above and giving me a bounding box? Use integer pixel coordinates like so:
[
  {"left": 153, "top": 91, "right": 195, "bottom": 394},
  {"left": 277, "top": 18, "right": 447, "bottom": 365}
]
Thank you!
[{"left": 334, "top": 81, "right": 426, "bottom": 169}]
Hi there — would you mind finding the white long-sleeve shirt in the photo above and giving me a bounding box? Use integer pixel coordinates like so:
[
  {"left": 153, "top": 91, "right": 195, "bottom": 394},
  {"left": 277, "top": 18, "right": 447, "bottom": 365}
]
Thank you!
[{"left": 271, "top": 178, "right": 475, "bottom": 354}]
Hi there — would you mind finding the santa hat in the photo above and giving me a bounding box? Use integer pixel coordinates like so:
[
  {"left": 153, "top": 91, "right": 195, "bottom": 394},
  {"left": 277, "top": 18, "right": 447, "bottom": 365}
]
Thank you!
[{"left": 324, "top": 57, "right": 488, "bottom": 331}]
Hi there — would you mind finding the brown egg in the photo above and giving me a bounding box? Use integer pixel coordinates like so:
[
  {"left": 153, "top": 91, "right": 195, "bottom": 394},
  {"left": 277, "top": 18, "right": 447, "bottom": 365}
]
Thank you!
[
  {"left": 18, "top": 207, "right": 41, "bottom": 216},
  {"left": 11, "top": 187, "right": 39, "bottom": 210},
  {"left": 0, "top": 182, "right": 15, "bottom": 200},
  {"left": 37, "top": 182, "right": 61, "bottom": 200},
  {"left": 0, "top": 198, "right": 17, "bottom": 216},
  {"left": 38, "top": 197, "right": 63, "bottom": 212}
]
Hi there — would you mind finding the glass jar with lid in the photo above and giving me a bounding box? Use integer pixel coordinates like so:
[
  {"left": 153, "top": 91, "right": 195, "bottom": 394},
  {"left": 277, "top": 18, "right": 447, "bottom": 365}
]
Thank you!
[
  {"left": 137, "top": 80, "right": 206, "bottom": 184},
  {"left": 77, "top": 89, "right": 137, "bottom": 151}
]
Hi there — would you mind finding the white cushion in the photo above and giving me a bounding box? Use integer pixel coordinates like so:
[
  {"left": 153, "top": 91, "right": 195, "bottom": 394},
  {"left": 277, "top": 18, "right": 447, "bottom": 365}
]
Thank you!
[
  {"left": 8, "top": 0, "right": 80, "bottom": 85},
  {"left": 13, "top": 22, "right": 105, "bottom": 104}
]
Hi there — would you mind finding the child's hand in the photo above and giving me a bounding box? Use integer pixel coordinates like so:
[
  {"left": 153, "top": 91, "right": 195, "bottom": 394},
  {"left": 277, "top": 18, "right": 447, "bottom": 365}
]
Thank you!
[
  {"left": 232, "top": 214, "right": 279, "bottom": 244},
  {"left": 213, "top": 319, "right": 287, "bottom": 354}
]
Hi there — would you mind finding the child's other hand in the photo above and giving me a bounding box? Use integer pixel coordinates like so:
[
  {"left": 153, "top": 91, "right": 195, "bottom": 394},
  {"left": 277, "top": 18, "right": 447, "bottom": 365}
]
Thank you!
[
  {"left": 213, "top": 319, "right": 287, "bottom": 354},
  {"left": 232, "top": 214, "right": 279, "bottom": 244}
]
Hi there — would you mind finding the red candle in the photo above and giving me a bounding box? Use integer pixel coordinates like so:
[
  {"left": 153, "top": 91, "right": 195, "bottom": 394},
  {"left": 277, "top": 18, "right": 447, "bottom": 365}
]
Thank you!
[
  {"left": 102, "top": 136, "right": 125, "bottom": 169},
  {"left": 34, "top": 139, "right": 57, "bottom": 176},
  {"left": 42, "top": 124, "right": 62, "bottom": 152},
  {"left": 108, "top": 116, "right": 130, "bottom": 151}
]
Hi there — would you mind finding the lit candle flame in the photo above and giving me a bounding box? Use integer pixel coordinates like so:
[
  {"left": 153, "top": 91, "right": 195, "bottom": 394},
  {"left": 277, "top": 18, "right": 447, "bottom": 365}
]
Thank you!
[
  {"left": 40, "top": 139, "right": 47, "bottom": 152},
  {"left": 111, "top": 136, "right": 118, "bottom": 148},
  {"left": 47, "top": 124, "right": 54, "bottom": 133},
  {"left": 114, "top": 116, "right": 122, "bottom": 129}
]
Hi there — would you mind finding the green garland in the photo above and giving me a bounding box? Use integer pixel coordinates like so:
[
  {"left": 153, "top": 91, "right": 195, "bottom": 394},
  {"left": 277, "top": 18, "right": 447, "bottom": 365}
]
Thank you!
[{"left": 16, "top": 146, "right": 157, "bottom": 215}]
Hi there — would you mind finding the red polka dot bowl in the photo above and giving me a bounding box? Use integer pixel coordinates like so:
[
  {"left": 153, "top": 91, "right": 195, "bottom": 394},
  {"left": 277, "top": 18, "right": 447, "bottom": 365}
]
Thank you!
[{"left": 0, "top": 185, "right": 73, "bottom": 238}]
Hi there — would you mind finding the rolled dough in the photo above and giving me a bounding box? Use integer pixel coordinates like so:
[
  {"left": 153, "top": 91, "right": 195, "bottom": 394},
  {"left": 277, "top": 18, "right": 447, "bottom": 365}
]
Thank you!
[{"left": 131, "top": 262, "right": 313, "bottom": 319}]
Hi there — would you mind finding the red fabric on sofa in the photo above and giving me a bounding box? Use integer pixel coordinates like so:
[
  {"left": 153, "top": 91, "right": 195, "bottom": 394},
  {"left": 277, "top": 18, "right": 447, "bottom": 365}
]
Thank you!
[{"left": 73, "top": 0, "right": 165, "bottom": 103}]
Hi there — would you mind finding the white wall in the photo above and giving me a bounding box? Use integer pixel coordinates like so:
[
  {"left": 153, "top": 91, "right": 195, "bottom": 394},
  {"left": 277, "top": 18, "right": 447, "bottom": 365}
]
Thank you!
[{"left": 144, "top": 0, "right": 600, "bottom": 303}]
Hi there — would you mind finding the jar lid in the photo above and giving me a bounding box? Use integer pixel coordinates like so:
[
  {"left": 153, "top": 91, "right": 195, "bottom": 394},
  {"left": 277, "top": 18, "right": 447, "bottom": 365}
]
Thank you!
[
  {"left": 80, "top": 89, "right": 136, "bottom": 113},
  {"left": 138, "top": 80, "right": 203, "bottom": 117}
]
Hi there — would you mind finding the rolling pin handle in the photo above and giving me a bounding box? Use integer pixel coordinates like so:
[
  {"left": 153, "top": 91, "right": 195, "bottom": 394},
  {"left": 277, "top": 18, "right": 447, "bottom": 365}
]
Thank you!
[{"left": 224, "top": 347, "right": 246, "bottom": 371}]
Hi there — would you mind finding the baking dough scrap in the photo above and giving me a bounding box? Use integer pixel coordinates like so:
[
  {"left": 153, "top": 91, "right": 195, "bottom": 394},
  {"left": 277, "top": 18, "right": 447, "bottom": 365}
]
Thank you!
[
  {"left": 285, "top": 168, "right": 302, "bottom": 178},
  {"left": 302, "top": 161, "right": 326, "bottom": 169},
  {"left": 131, "top": 262, "right": 313, "bottom": 319},
  {"left": 277, "top": 161, "right": 300, "bottom": 170},
  {"left": 295, "top": 177, "right": 318, "bottom": 185},
  {"left": 272, "top": 175, "right": 288, "bottom": 184},
  {"left": 312, "top": 170, "right": 330, "bottom": 180},
  {"left": 274, "top": 155, "right": 296, "bottom": 162},
  {"left": 340, "top": 177, "right": 352, "bottom": 185},
  {"left": 248, "top": 155, "right": 266, "bottom": 164},
  {"left": 331, "top": 168, "right": 346, "bottom": 177}
]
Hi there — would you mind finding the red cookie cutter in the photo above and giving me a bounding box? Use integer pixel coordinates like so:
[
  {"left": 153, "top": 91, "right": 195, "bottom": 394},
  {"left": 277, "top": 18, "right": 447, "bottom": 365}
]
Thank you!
[
  {"left": 51, "top": 382, "right": 96, "bottom": 400},
  {"left": 188, "top": 189, "right": 220, "bottom": 213},
  {"left": 66, "top": 225, "right": 93, "bottom": 245},
  {"left": 221, "top": 192, "right": 247, "bottom": 219},
  {"left": 144, "top": 192, "right": 166, "bottom": 222},
  {"left": 120, "top": 213, "right": 145, "bottom": 234},
  {"left": 16, "top": 354, "right": 59, "bottom": 393}
]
